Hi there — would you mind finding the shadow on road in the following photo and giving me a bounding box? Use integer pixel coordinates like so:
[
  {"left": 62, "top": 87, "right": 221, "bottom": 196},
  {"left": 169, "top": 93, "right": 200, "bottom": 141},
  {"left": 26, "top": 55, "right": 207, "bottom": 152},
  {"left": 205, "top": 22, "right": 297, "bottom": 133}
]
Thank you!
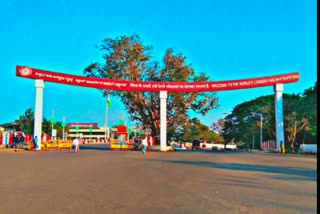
[
  {"left": 79, "top": 145, "right": 110, "bottom": 151},
  {"left": 157, "top": 160, "right": 317, "bottom": 181}
]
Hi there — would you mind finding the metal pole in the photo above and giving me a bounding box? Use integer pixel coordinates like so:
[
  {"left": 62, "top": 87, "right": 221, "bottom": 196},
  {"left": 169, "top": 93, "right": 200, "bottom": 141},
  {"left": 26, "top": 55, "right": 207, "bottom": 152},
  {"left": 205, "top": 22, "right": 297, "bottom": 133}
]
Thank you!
[
  {"left": 253, "top": 135, "right": 255, "bottom": 150},
  {"left": 51, "top": 109, "right": 54, "bottom": 140},
  {"left": 62, "top": 116, "right": 65, "bottom": 140},
  {"left": 260, "top": 114, "right": 263, "bottom": 150}
]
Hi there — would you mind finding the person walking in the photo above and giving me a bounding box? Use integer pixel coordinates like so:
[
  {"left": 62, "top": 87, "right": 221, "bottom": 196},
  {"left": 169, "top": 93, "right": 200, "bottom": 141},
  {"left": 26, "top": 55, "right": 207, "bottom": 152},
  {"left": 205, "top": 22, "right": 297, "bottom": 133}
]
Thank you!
[
  {"left": 280, "top": 140, "right": 285, "bottom": 154},
  {"left": 73, "top": 137, "right": 80, "bottom": 152},
  {"left": 13, "top": 132, "right": 18, "bottom": 149},
  {"left": 33, "top": 136, "right": 39, "bottom": 151},
  {"left": 133, "top": 137, "right": 139, "bottom": 151},
  {"left": 19, "top": 132, "right": 25, "bottom": 149},
  {"left": 141, "top": 137, "right": 148, "bottom": 154}
]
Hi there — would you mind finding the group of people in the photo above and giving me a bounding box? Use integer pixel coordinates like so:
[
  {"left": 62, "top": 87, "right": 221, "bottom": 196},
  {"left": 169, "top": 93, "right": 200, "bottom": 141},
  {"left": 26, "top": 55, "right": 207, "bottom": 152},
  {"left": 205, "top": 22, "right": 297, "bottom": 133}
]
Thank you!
[
  {"left": 133, "top": 136, "right": 149, "bottom": 154},
  {"left": 12, "top": 132, "right": 25, "bottom": 148},
  {"left": 11, "top": 132, "right": 39, "bottom": 151},
  {"left": 11, "top": 133, "right": 148, "bottom": 154},
  {"left": 72, "top": 136, "right": 147, "bottom": 153}
]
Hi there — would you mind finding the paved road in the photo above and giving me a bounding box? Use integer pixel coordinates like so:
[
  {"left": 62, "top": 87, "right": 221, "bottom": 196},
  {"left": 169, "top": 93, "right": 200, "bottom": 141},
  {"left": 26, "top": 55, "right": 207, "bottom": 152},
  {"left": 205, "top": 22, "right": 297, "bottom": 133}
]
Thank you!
[{"left": 0, "top": 145, "right": 317, "bottom": 214}]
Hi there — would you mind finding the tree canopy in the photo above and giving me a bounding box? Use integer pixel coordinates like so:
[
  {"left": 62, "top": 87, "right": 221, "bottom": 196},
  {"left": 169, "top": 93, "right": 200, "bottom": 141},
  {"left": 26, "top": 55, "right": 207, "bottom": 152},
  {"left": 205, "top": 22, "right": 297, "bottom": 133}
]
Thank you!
[
  {"left": 84, "top": 34, "right": 219, "bottom": 139},
  {"left": 13, "top": 108, "right": 67, "bottom": 138},
  {"left": 222, "top": 83, "right": 317, "bottom": 148}
]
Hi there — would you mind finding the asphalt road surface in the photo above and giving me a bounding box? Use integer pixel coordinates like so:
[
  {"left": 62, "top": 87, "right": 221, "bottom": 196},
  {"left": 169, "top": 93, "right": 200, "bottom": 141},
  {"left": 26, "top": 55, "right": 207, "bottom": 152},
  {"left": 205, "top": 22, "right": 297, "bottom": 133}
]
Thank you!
[{"left": 0, "top": 144, "right": 317, "bottom": 214}]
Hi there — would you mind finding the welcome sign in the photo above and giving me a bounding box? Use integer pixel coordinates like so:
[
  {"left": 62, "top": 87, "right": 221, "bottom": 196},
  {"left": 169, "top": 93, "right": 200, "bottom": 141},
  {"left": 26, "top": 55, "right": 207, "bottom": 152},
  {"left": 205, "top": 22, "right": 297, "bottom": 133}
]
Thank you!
[{"left": 16, "top": 66, "right": 299, "bottom": 92}]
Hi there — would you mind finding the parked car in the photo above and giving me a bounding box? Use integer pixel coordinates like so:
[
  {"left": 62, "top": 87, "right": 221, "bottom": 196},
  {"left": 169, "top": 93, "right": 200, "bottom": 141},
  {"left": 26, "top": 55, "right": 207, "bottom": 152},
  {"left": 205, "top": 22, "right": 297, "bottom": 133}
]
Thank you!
[{"left": 226, "top": 143, "right": 237, "bottom": 150}]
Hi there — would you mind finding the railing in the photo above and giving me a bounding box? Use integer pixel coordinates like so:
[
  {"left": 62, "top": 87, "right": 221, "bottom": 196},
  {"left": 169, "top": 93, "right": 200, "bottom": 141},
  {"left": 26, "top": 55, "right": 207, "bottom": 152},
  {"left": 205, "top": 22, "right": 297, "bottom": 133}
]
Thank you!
[
  {"left": 45, "top": 140, "right": 73, "bottom": 150},
  {"left": 110, "top": 139, "right": 134, "bottom": 150},
  {"left": 27, "top": 140, "right": 72, "bottom": 150}
]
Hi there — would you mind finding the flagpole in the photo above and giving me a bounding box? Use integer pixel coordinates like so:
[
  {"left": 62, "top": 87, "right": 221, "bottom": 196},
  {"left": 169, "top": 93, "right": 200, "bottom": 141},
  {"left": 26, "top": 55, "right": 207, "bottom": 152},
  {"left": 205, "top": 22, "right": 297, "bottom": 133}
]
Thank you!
[{"left": 122, "top": 112, "right": 125, "bottom": 126}]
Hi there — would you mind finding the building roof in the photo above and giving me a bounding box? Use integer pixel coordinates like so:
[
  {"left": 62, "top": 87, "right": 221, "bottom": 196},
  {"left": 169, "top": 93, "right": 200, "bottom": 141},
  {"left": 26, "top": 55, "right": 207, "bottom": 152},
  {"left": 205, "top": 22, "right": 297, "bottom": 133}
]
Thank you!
[{"left": 0, "top": 120, "right": 19, "bottom": 129}]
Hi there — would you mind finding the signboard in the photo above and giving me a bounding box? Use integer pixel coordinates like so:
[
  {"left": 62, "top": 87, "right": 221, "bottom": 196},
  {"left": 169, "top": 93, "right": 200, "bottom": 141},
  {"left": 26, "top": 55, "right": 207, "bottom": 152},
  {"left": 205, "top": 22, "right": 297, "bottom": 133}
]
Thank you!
[
  {"left": 16, "top": 66, "right": 300, "bottom": 92},
  {"left": 67, "top": 123, "right": 99, "bottom": 128},
  {"left": 52, "top": 129, "right": 57, "bottom": 138}
]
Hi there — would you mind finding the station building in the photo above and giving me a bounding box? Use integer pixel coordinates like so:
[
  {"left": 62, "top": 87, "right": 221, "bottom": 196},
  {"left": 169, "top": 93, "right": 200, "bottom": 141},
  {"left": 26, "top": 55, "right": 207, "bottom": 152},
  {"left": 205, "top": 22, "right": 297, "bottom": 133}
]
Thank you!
[{"left": 66, "top": 123, "right": 111, "bottom": 143}]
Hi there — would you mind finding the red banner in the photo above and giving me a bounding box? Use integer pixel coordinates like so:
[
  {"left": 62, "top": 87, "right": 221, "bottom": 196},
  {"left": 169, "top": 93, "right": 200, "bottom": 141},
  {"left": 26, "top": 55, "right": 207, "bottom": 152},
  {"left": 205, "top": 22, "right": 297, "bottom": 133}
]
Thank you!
[{"left": 16, "top": 66, "right": 299, "bottom": 92}]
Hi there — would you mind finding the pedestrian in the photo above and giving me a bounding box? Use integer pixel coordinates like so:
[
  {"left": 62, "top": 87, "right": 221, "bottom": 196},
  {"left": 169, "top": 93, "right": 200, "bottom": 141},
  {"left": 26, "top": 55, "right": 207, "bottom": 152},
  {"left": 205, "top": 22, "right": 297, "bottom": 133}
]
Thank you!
[
  {"left": 141, "top": 137, "right": 148, "bottom": 154},
  {"left": 19, "top": 132, "right": 25, "bottom": 148},
  {"left": 134, "top": 137, "right": 139, "bottom": 150},
  {"left": 13, "top": 132, "right": 18, "bottom": 149},
  {"left": 73, "top": 137, "right": 80, "bottom": 152},
  {"left": 33, "top": 136, "right": 39, "bottom": 151}
]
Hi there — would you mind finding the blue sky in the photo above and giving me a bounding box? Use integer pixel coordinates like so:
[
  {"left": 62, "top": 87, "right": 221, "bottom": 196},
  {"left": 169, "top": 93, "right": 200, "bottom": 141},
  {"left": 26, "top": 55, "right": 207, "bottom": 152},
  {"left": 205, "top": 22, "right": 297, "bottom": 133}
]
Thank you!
[{"left": 0, "top": 0, "right": 317, "bottom": 128}]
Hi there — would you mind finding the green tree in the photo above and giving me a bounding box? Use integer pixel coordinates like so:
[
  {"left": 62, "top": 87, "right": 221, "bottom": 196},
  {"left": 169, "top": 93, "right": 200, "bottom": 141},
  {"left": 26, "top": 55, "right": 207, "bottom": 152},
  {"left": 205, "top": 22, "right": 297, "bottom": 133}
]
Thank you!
[
  {"left": 84, "top": 34, "right": 218, "bottom": 140},
  {"left": 283, "top": 94, "right": 307, "bottom": 148},
  {"left": 300, "top": 82, "right": 317, "bottom": 137},
  {"left": 222, "top": 85, "right": 317, "bottom": 148},
  {"left": 178, "top": 118, "right": 215, "bottom": 142},
  {"left": 211, "top": 118, "right": 232, "bottom": 147},
  {"left": 18, "top": 108, "right": 34, "bottom": 134},
  {"left": 296, "top": 83, "right": 317, "bottom": 145},
  {"left": 42, "top": 119, "right": 67, "bottom": 139},
  {"left": 16, "top": 108, "right": 68, "bottom": 139},
  {"left": 222, "top": 95, "right": 275, "bottom": 148},
  {"left": 42, "top": 118, "right": 51, "bottom": 135},
  {"left": 284, "top": 83, "right": 317, "bottom": 147}
]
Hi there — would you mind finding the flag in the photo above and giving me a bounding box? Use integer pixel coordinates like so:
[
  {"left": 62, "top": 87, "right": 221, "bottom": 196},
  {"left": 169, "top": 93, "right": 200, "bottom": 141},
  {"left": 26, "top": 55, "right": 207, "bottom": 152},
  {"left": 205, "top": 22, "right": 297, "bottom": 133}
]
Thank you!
[{"left": 107, "top": 96, "right": 112, "bottom": 109}]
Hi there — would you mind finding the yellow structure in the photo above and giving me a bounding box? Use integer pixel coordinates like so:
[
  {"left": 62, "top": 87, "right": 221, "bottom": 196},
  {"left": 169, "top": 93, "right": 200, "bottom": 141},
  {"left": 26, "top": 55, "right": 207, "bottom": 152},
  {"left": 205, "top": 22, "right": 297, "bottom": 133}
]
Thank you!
[
  {"left": 110, "top": 138, "right": 134, "bottom": 150},
  {"left": 28, "top": 140, "right": 72, "bottom": 150},
  {"left": 110, "top": 125, "right": 134, "bottom": 151}
]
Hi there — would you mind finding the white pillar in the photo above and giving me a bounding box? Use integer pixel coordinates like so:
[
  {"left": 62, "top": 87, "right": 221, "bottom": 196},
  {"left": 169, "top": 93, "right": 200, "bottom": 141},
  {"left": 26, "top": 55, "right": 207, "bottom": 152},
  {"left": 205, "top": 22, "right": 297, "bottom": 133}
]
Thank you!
[
  {"left": 2, "top": 131, "right": 8, "bottom": 145},
  {"left": 274, "top": 83, "right": 284, "bottom": 152},
  {"left": 104, "top": 97, "right": 109, "bottom": 141},
  {"left": 160, "top": 91, "right": 167, "bottom": 152},
  {"left": 34, "top": 80, "right": 44, "bottom": 150},
  {"left": 260, "top": 114, "right": 263, "bottom": 150}
]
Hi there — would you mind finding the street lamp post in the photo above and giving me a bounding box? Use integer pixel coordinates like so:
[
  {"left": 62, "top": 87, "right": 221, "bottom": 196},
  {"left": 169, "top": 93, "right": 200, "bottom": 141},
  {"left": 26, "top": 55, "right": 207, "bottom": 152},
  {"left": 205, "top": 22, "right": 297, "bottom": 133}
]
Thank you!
[
  {"left": 251, "top": 112, "right": 263, "bottom": 150},
  {"left": 259, "top": 114, "right": 263, "bottom": 150},
  {"left": 62, "top": 116, "right": 66, "bottom": 140}
]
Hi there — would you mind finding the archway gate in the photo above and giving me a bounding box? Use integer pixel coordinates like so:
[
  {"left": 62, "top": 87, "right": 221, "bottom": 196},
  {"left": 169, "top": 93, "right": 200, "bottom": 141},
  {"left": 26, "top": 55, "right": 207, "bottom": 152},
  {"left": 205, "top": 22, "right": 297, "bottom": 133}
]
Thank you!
[{"left": 16, "top": 65, "right": 300, "bottom": 152}]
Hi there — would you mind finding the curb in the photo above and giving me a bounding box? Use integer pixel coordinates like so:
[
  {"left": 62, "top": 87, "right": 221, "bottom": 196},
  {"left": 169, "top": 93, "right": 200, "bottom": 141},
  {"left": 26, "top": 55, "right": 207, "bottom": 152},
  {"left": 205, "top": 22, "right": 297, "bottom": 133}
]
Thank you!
[{"left": 0, "top": 148, "right": 26, "bottom": 153}]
